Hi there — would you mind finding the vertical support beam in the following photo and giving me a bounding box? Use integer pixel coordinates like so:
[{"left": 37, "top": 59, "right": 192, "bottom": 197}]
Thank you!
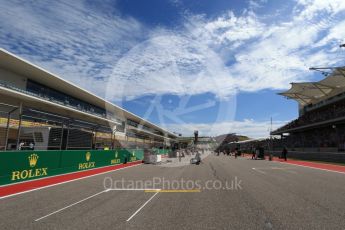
[
  {"left": 4, "top": 112, "right": 11, "bottom": 150},
  {"left": 93, "top": 128, "right": 97, "bottom": 150},
  {"left": 65, "top": 123, "right": 70, "bottom": 150},
  {"left": 110, "top": 131, "right": 114, "bottom": 150},
  {"left": 16, "top": 103, "right": 23, "bottom": 150},
  {"left": 111, "top": 127, "right": 116, "bottom": 150},
  {"left": 124, "top": 122, "right": 128, "bottom": 149},
  {"left": 58, "top": 123, "right": 65, "bottom": 168},
  {"left": 113, "top": 131, "right": 116, "bottom": 149},
  {"left": 59, "top": 123, "right": 64, "bottom": 150}
]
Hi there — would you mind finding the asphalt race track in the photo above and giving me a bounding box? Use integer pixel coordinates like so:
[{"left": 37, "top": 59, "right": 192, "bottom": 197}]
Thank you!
[{"left": 1, "top": 155, "right": 344, "bottom": 230}]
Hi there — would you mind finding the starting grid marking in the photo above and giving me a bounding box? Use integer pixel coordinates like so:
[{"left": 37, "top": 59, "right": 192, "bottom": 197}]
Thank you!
[
  {"left": 126, "top": 190, "right": 160, "bottom": 222},
  {"left": 35, "top": 188, "right": 160, "bottom": 222},
  {"left": 34, "top": 188, "right": 200, "bottom": 223},
  {"left": 34, "top": 189, "right": 110, "bottom": 222}
]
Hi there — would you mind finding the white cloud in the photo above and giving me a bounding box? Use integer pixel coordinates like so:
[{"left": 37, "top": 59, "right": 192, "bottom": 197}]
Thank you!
[
  {"left": 104, "top": 2, "right": 345, "bottom": 100},
  {"left": 294, "top": 0, "right": 345, "bottom": 20},
  {"left": 316, "top": 19, "right": 345, "bottom": 47},
  {"left": 248, "top": 0, "right": 267, "bottom": 10},
  {"left": 1, "top": 0, "right": 345, "bottom": 137},
  {"left": 202, "top": 10, "right": 265, "bottom": 44},
  {"left": 106, "top": 32, "right": 236, "bottom": 100},
  {"left": 0, "top": 0, "right": 145, "bottom": 98},
  {"left": 1, "top": 0, "right": 345, "bottom": 101}
]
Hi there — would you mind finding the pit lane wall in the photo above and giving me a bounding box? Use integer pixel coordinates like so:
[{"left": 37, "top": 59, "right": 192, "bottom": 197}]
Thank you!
[
  {"left": 0, "top": 149, "right": 147, "bottom": 186},
  {"left": 271, "top": 151, "right": 345, "bottom": 164}
]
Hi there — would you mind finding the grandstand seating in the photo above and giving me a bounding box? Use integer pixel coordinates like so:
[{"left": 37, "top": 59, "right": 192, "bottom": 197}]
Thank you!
[{"left": 275, "top": 99, "right": 345, "bottom": 132}]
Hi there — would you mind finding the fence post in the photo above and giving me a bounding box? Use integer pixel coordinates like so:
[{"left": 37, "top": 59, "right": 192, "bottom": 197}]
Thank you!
[
  {"left": 15, "top": 103, "right": 23, "bottom": 150},
  {"left": 93, "top": 128, "right": 97, "bottom": 150},
  {"left": 59, "top": 123, "right": 64, "bottom": 150},
  {"left": 4, "top": 113, "right": 11, "bottom": 150},
  {"left": 111, "top": 130, "right": 115, "bottom": 150},
  {"left": 65, "top": 123, "right": 70, "bottom": 150},
  {"left": 5, "top": 106, "right": 18, "bottom": 150}
]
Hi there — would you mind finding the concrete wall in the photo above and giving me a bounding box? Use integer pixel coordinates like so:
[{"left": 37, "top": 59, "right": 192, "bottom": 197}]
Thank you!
[{"left": 272, "top": 150, "right": 345, "bottom": 164}]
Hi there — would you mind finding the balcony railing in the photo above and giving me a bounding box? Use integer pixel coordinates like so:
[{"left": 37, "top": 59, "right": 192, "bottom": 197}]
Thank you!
[{"left": 0, "top": 79, "right": 122, "bottom": 124}]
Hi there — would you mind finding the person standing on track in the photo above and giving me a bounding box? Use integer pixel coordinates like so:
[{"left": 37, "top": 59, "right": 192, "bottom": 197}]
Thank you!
[
  {"left": 282, "top": 147, "right": 288, "bottom": 161},
  {"left": 255, "top": 145, "right": 260, "bottom": 160},
  {"left": 195, "top": 151, "right": 201, "bottom": 165}
]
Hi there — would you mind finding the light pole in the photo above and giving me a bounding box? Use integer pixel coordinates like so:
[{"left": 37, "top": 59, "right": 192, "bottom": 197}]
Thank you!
[
  {"left": 269, "top": 117, "right": 273, "bottom": 161},
  {"left": 112, "top": 125, "right": 117, "bottom": 150}
]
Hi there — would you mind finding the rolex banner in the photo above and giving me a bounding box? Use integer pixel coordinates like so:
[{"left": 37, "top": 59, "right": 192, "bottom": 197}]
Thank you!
[
  {"left": 0, "top": 150, "right": 61, "bottom": 184},
  {"left": 0, "top": 149, "right": 144, "bottom": 186}
]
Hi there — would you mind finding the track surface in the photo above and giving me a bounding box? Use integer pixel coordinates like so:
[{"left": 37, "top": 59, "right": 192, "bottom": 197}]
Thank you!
[{"left": 1, "top": 155, "right": 345, "bottom": 230}]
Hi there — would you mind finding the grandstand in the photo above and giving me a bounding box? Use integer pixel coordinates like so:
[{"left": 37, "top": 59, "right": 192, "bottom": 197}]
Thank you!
[
  {"left": 214, "top": 133, "right": 250, "bottom": 153},
  {"left": 177, "top": 136, "right": 216, "bottom": 149},
  {"left": 0, "top": 48, "right": 177, "bottom": 151},
  {"left": 271, "top": 67, "right": 345, "bottom": 153},
  {"left": 214, "top": 67, "right": 345, "bottom": 163}
]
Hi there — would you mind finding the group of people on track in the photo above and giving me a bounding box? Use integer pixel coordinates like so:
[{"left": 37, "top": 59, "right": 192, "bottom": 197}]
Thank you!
[
  {"left": 215, "top": 146, "right": 288, "bottom": 161},
  {"left": 215, "top": 148, "right": 242, "bottom": 158}
]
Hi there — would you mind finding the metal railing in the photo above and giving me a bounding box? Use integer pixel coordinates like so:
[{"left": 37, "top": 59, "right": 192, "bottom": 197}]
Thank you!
[{"left": 0, "top": 79, "right": 122, "bottom": 123}]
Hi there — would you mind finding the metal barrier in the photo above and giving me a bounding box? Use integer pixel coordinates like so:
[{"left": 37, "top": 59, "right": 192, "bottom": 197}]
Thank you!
[
  {"left": 0, "top": 103, "right": 19, "bottom": 150},
  {"left": 18, "top": 115, "right": 64, "bottom": 150},
  {"left": 0, "top": 103, "right": 168, "bottom": 151}
]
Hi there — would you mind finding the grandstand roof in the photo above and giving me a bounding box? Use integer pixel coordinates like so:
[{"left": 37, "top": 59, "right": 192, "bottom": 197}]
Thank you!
[
  {"left": 279, "top": 67, "right": 345, "bottom": 106},
  {"left": 228, "top": 138, "right": 266, "bottom": 144}
]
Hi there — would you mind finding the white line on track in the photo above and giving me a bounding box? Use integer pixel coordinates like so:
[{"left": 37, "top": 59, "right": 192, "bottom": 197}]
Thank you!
[
  {"left": 264, "top": 167, "right": 298, "bottom": 174},
  {"left": 277, "top": 161, "right": 345, "bottom": 175},
  {"left": 35, "top": 189, "right": 109, "bottom": 222},
  {"left": 126, "top": 190, "right": 160, "bottom": 222},
  {"left": 252, "top": 168, "right": 267, "bottom": 174},
  {"left": 250, "top": 158, "right": 345, "bottom": 175},
  {"left": 34, "top": 188, "right": 161, "bottom": 222},
  {"left": 0, "top": 163, "right": 142, "bottom": 200}
]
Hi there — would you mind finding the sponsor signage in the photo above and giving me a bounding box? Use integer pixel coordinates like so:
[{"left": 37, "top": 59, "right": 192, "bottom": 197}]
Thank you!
[
  {"left": 111, "top": 151, "right": 121, "bottom": 165},
  {"left": 0, "top": 149, "right": 145, "bottom": 186},
  {"left": 130, "top": 151, "right": 137, "bottom": 162},
  {"left": 78, "top": 152, "right": 96, "bottom": 170},
  {"left": 11, "top": 153, "right": 48, "bottom": 181}
]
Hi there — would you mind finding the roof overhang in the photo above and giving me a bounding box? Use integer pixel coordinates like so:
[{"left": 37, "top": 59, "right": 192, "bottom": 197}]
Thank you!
[
  {"left": 279, "top": 68, "right": 345, "bottom": 106},
  {"left": 0, "top": 48, "right": 177, "bottom": 138}
]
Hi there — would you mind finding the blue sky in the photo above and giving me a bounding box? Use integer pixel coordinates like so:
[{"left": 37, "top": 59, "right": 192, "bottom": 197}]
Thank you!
[{"left": 1, "top": 0, "right": 345, "bottom": 138}]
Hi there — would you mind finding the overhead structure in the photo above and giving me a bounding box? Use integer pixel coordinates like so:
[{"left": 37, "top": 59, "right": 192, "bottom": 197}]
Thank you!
[
  {"left": 0, "top": 48, "right": 178, "bottom": 150},
  {"left": 279, "top": 67, "right": 345, "bottom": 106}
]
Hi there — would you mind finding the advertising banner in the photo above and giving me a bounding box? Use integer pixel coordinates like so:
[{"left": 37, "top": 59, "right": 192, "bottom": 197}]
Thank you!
[{"left": 0, "top": 149, "right": 144, "bottom": 186}]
